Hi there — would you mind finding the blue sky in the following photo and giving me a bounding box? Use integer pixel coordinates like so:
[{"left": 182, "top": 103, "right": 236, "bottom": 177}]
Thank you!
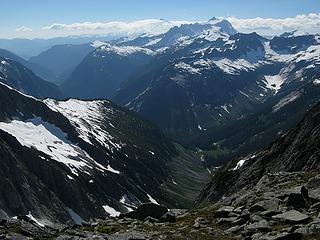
[{"left": 1, "top": 0, "right": 319, "bottom": 38}]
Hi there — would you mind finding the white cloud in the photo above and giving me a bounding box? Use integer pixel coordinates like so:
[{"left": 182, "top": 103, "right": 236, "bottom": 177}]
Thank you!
[
  {"left": 7, "top": 13, "right": 320, "bottom": 39},
  {"left": 15, "top": 26, "right": 33, "bottom": 32},
  {"left": 42, "top": 19, "right": 192, "bottom": 36},
  {"left": 227, "top": 13, "right": 320, "bottom": 35}
]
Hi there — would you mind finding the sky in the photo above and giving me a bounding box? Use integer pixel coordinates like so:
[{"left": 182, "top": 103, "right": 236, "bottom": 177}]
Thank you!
[{"left": 0, "top": 0, "right": 319, "bottom": 39}]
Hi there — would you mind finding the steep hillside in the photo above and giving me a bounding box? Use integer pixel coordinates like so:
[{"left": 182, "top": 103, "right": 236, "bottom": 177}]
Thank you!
[
  {"left": 0, "top": 83, "right": 209, "bottom": 225},
  {"left": 61, "top": 43, "right": 155, "bottom": 99},
  {"left": 0, "top": 57, "right": 63, "bottom": 99},
  {"left": 29, "top": 43, "right": 95, "bottom": 82},
  {"left": 0, "top": 48, "right": 56, "bottom": 82},
  {"left": 197, "top": 101, "right": 320, "bottom": 203}
]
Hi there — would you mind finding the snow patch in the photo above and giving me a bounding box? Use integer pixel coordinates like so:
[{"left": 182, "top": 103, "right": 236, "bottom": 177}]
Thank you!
[
  {"left": 91, "top": 40, "right": 106, "bottom": 48},
  {"left": 233, "top": 155, "right": 256, "bottom": 171},
  {"left": 106, "top": 165, "right": 120, "bottom": 174},
  {"left": 0, "top": 117, "right": 105, "bottom": 175},
  {"left": 98, "top": 44, "right": 154, "bottom": 56},
  {"left": 264, "top": 75, "right": 285, "bottom": 93},
  {"left": 67, "top": 175, "right": 74, "bottom": 180},
  {"left": 45, "top": 99, "right": 124, "bottom": 153},
  {"left": 313, "top": 79, "right": 320, "bottom": 85},
  {"left": 147, "top": 194, "right": 159, "bottom": 205},
  {"left": 103, "top": 205, "right": 120, "bottom": 217},
  {"left": 221, "top": 104, "right": 230, "bottom": 114},
  {"left": 26, "top": 212, "right": 45, "bottom": 227},
  {"left": 272, "top": 91, "right": 302, "bottom": 112},
  {"left": 149, "top": 150, "right": 155, "bottom": 155},
  {"left": 120, "top": 196, "right": 134, "bottom": 212},
  {"left": 214, "top": 58, "right": 257, "bottom": 75},
  {"left": 174, "top": 62, "right": 201, "bottom": 75}
]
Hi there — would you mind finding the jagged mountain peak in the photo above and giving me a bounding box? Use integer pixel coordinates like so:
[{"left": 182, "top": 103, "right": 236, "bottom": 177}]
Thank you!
[{"left": 213, "top": 19, "right": 238, "bottom": 35}]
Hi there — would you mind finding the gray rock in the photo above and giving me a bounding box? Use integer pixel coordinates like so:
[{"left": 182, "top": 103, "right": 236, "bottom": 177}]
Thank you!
[
  {"left": 217, "top": 217, "right": 238, "bottom": 225},
  {"left": 245, "top": 220, "right": 271, "bottom": 233},
  {"left": 214, "top": 206, "right": 234, "bottom": 218},
  {"left": 234, "top": 206, "right": 245, "bottom": 214},
  {"left": 249, "top": 199, "right": 279, "bottom": 213},
  {"left": 309, "top": 202, "right": 320, "bottom": 211},
  {"left": 293, "top": 226, "right": 309, "bottom": 236},
  {"left": 193, "top": 222, "right": 201, "bottom": 229},
  {"left": 193, "top": 217, "right": 209, "bottom": 229},
  {"left": 144, "top": 216, "right": 158, "bottom": 223},
  {"left": 272, "top": 210, "right": 309, "bottom": 224},
  {"left": 226, "top": 224, "right": 244, "bottom": 234},
  {"left": 167, "top": 209, "right": 187, "bottom": 217},
  {"left": 286, "top": 193, "right": 307, "bottom": 209},
  {"left": 258, "top": 232, "right": 302, "bottom": 240},
  {"left": 159, "top": 212, "right": 176, "bottom": 223},
  {"left": 250, "top": 214, "right": 265, "bottom": 222},
  {"left": 194, "top": 217, "right": 209, "bottom": 225},
  {"left": 241, "top": 209, "right": 250, "bottom": 218},
  {"left": 261, "top": 210, "right": 282, "bottom": 219}
]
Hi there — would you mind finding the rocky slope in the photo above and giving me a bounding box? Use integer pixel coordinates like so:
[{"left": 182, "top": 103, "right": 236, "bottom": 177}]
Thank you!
[
  {"left": 0, "top": 83, "right": 209, "bottom": 225},
  {"left": 190, "top": 102, "right": 320, "bottom": 239}
]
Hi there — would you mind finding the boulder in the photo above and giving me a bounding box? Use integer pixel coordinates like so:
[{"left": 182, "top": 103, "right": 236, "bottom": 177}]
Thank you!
[
  {"left": 193, "top": 217, "right": 209, "bottom": 229},
  {"left": 159, "top": 212, "right": 176, "bottom": 223},
  {"left": 226, "top": 224, "right": 244, "bottom": 234},
  {"left": 309, "top": 202, "right": 320, "bottom": 211},
  {"left": 249, "top": 199, "right": 279, "bottom": 213},
  {"left": 245, "top": 220, "right": 271, "bottom": 233},
  {"left": 260, "top": 210, "right": 282, "bottom": 219},
  {"left": 259, "top": 232, "right": 302, "bottom": 240},
  {"left": 214, "top": 206, "right": 234, "bottom": 218},
  {"left": 217, "top": 217, "right": 238, "bottom": 225},
  {"left": 272, "top": 210, "right": 309, "bottom": 224},
  {"left": 143, "top": 216, "right": 158, "bottom": 224},
  {"left": 121, "top": 203, "right": 167, "bottom": 220},
  {"left": 286, "top": 193, "right": 306, "bottom": 209}
]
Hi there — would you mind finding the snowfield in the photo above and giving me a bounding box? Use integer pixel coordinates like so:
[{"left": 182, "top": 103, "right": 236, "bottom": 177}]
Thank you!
[
  {"left": 264, "top": 75, "right": 285, "bottom": 93},
  {"left": 97, "top": 44, "right": 155, "bottom": 57},
  {"left": 0, "top": 117, "right": 107, "bottom": 175},
  {"left": 45, "top": 99, "right": 124, "bottom": 153}
]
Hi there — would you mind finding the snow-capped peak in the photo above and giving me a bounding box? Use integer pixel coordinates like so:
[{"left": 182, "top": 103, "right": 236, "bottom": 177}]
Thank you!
[
  {"left": 91, "top": 40, "right": 107, "bottom": 48},
  {"left": 97, "top": 43, "right": 154, "bottom": 56}
]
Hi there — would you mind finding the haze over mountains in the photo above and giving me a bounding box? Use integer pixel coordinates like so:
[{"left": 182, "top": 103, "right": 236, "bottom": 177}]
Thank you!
[{"left": 0, "top": 14, "right": 319, "bottom": 239}]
